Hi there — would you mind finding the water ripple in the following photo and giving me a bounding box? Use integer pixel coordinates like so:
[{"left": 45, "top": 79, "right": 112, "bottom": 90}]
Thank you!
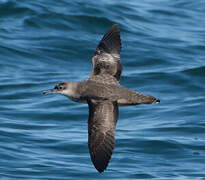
[{"left": 0, "top": 0, "right": 205, "bottom": 179}]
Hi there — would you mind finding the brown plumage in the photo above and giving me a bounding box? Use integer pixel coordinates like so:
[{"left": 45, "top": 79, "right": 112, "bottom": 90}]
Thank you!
[
  {"left": 88, "top": 100, "right": 118, "bottom": 173},
  {"left": 43, "top": 24, "right": 160, "bottom": 173}
]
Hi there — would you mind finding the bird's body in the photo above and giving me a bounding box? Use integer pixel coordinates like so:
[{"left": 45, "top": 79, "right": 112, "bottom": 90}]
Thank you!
[
  {"left": 43, "top": 24, "right": 160, "bottom": 173},
  {"left": 59, "top": 80, "right": 159, "bottom": 105}
]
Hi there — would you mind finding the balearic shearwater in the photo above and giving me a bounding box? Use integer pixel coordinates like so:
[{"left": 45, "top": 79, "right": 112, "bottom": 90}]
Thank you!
[{"left": 43, "top": 24, "right": 160, "bottom": 173}]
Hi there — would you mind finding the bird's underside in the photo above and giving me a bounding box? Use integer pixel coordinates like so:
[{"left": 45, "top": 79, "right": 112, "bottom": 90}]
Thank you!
[{"left": 43, "top": 24, "right": 160, "bottom": 173}]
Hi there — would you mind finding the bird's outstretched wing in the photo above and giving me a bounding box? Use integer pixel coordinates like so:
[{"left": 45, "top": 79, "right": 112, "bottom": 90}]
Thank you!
[
  {"left": 89, "top": 24, "right": 122, "bottom": 85},
  {"left": 88, "top": 100, "right": 118, "bottom": 173}
]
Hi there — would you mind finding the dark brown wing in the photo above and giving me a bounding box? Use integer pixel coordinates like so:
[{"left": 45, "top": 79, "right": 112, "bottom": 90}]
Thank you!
[
  {"left": 89, "top": 24, "right": 122, "bottom": 84},
  {"left": 88, "top": 100, "right": 119, "bottom": 173}
]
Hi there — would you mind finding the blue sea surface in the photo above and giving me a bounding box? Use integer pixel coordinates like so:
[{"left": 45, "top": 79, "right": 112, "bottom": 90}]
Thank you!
[{"left": 0, "top": 0, "right": 205, "bottom": 179}]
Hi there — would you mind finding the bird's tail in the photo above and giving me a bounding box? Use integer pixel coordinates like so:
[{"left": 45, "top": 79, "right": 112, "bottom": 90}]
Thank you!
[{"left": 117, "top": 92, "right": 160, "bottom": 106}]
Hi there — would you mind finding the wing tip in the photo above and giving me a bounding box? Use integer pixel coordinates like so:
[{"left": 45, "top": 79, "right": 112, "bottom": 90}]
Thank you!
[
  {"left": 90, "top": 149, "right": 112, "bottom": 173},
  {"left": 93, "top": 159, "right": 110, "bottom": 173},
  {"left": 110, "top": 24, "right": 120, "bottom": 32},
  {"left": 95, "top": 165, "right": 107, "bottom": 173},
  {"left": 96, "top": 24, "right": 121, "bottom": 55}
]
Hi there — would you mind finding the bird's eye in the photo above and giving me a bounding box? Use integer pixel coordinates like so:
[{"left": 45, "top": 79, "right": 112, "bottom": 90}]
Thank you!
[{"left": 59, "top": 86, "right": 63, "bottom": 90}]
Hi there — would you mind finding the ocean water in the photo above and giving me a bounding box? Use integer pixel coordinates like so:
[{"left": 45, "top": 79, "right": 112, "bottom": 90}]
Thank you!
[{"left": 0, "top": 0, "right": 205, "bottom": 179}]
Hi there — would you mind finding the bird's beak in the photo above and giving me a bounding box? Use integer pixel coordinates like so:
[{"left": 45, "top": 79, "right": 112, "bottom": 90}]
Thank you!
[{"left": 43, "top": 89, "right": 58, "bottom": 94}]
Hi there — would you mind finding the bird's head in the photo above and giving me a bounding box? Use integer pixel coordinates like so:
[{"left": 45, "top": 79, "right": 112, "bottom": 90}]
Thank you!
[{"left": 43, "top": 82, "right": 76, "bottom": 98}]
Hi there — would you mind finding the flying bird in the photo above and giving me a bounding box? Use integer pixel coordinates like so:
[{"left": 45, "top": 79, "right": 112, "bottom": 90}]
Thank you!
[{"left": 43, "top": 24, "right": 160, "bottom": 173}]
